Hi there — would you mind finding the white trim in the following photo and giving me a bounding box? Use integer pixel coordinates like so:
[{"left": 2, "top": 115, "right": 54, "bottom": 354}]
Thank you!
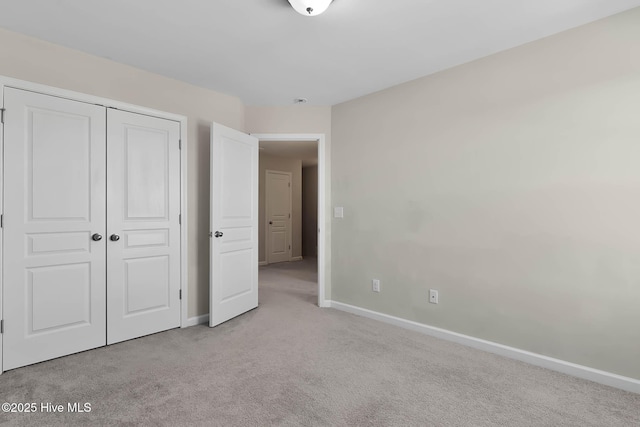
[
  {"left": 290, "top": 256, "right": 303, "bottom": 262},
  {"left": 251, "top": 133, "right": 328, "bottom": 307},
  {"left": 183, "top": 314, "right": 210, "bottom": 328},
  {"left": 259, "top": 261, "right": 269, "bottom": 266},
  {"left": 265, "top": 170, "right": 293, "bottom": 264},
  {"left": 0, "top": 75, "right": 189, "bottom": 340},
  {"left": 328, "top": 300, "right": 640, "bottom": 394},
  {"left": 318, "top": 300, "right": 332, "bottom": 308},
  {"left": 0, "top": 84, "right": 4, "bottom": 374},
  {"left": 179, "top": 115, "right": 189, "bottom": 329},
  {"left": 0, "top": 76, "right": 185, "bottom": 122}
]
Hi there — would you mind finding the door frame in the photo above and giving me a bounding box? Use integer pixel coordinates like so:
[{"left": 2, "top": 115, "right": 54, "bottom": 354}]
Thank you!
[
  {"left": 265, "top": 170, "right": 293, "bottom": 264},
  {"left": 0, "top": 75, "right": 190, "bottom": 373},
  {"left": 251, "top": 133, "right": 328, "bottom": 308}
]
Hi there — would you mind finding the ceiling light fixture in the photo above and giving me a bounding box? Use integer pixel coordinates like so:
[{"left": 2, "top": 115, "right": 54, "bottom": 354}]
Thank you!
[{"left": 287, "top": 0, "right": 333, "bottom": 17}]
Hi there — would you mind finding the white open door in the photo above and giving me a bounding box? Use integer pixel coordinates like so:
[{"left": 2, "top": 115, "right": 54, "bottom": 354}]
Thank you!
[
  {"left": 106, "top": 109, "right": 181, "bottom": 344},
  {"left": 210, "top": 123, "right": 258, "bottom": 327},
  {"left": 3, "top": 88, "right": 107, "bottom": 370}
]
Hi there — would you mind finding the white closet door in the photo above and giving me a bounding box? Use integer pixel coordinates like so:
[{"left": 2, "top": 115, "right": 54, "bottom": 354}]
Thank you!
[
  {"left": 266, "top": 170, "right": 292, "bottom": 264},
  {"left": 106, "top": 109, "right": 181, "bottom": 345},
  {"left": 210, "top": 123, "right": 258, "bottom": 327},
  {"left": 3, "top": 88, "right": 107, "bottom": 370}
]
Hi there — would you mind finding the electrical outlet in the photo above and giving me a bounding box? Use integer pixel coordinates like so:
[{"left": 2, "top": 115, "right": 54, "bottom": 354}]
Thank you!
[
  {"left": 429, "top": 289, "right": 439, "bottom": 304},
  {"left": 372, "top": 279, "right": 381, "bottom": 293}
]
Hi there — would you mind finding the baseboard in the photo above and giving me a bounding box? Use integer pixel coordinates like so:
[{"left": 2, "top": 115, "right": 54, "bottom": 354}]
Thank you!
[
  {"left": 261, "top": 258, "right": 303, "bottom": 265},
  {"left": 183, "top": 314, "right": 209, "bottom": 328},
  {"left": 327, "top": 300, "right": 640, "bottom": 394}
]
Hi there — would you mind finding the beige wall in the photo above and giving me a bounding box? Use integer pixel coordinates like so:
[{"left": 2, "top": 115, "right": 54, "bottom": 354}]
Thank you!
[
  {"left": 259, "top": 153, "right": 303, "bottom": 262},
  {"left": 331, "top": 8, "right": 640, "bottom": 380},
  {"left": 246, "top": 106, "right": 332, "bottom": 299},
  {"left": 302, "top": 166, "right": 318, "bottom": 257},
  {"left": 0, "top": 28, "right": 245, "bottom": 318}
]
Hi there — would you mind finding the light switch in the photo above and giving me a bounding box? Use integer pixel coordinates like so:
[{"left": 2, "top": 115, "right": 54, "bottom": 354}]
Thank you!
[{"left": 334, "top": 207, "right": 344, "bottom": 218}]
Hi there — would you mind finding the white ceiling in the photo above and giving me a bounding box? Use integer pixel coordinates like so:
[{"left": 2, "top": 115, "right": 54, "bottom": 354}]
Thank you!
[
  {"left": 1, "top": 0, "right": 639, "bottom": 106},
  {"left": 260, "top": 140, "right": 318, "bottom": 167}
]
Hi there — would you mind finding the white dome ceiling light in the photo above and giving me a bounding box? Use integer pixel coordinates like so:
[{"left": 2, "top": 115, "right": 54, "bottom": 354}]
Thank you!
[{"left": 287, "top": 0, "right": 333, "bottom": 17}]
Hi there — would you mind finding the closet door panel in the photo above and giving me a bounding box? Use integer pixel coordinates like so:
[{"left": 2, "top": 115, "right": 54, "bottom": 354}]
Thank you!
[
  {"left": 106, "top": 109, "right": 181, "bottom": 345},
  {"left": 3, "top": 88, "right": 107, "bottom": 370}
]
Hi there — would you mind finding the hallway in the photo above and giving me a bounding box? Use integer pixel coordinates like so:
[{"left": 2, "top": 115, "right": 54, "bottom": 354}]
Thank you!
[{"left": 259, "top": 257, "right": 318, "bottom": 308}]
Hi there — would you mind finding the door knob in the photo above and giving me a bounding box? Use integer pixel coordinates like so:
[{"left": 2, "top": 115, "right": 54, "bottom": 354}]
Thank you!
[
  {"left": 214, "top": 231, "right": 223, "bottom": 238},
  {"left": 269, "top": 221, "right": 273, "bottom": 225},
  {"left": 92, "top": 233, "right": 103, "bottom": 241},
  {"left": 110, "top": 234, "right": 120, "bottom": 242}
]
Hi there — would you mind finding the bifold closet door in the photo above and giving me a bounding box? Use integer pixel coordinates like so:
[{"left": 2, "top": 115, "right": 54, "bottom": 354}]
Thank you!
[
  {"left": 3, "top": 88, "right": 107, "bottom": 370},
  {"left": 106, "top": 109, "right": 181, "bottom": 345}
]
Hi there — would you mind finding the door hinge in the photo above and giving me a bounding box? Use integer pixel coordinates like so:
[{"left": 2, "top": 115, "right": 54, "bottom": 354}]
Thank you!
[
  {"left": 0, "top": 214, "right": 3, "bottom": 228},
  {"left": 289, "top": 245, "right": 291, "bottom": 250},
  {"left": 0, "top": 319, "right": 4, "bottom": 334},
  {"left": 179, "top": 214, "right": 181, "bottom": 225},
  {"left": 288, "top": 182, "right": 290, "bottom": 187},
  {"left": 179, "top": 290, "right": 182, "bottom": 300},
  {"left": 288, "top": 213, "right": 291, "bottom": 219},
  {"left": 179, "top": 139, "right": 182, "bottom": 150},
  {"left": 0, "top": 108, "right": 5, "bottom": 124}
]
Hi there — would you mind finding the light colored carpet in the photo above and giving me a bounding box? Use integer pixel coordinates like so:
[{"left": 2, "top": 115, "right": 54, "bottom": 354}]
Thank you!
[{"left": 0, "top": 258, "right": 638, "bottom": 426}]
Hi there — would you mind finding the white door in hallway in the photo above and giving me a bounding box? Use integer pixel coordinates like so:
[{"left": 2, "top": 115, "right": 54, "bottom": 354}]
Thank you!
[
  {"left": 210, "top": 123, "right": 258, "bottom": 327},
  {"left": 266, "top": 170, "right": 292, "bottom": 264},
  {"left": 106, "top": 109, "right": 182, "bottom": 344},
  {"left": 2, "top": 88, "right": 107, "bottom": 370}
]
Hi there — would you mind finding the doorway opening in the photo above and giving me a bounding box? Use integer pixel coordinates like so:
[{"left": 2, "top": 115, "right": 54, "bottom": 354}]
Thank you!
[{"left": 252, "top": 134, "right": 326, "bottom": 307}]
